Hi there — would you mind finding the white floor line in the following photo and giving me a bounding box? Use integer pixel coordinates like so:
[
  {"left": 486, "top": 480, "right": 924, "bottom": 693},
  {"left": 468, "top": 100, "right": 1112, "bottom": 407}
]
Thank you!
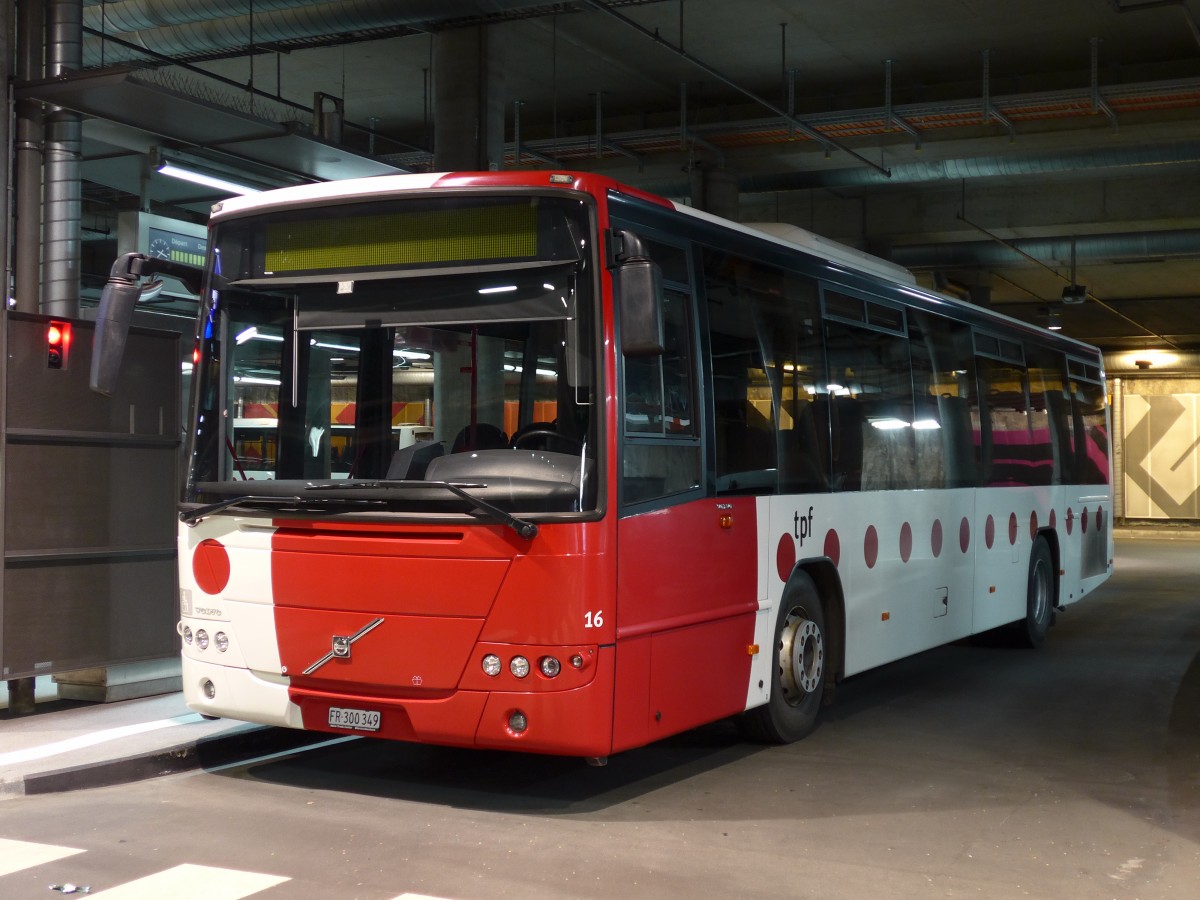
[
  {"left": 88, "top": 863, "right": 288, "bottom": 900},
  {"left": 0, "top": 837, "right": 84, "bottom": 877},
  {"left": 0, "top": 714, "right": 203, "bottom": 767}
]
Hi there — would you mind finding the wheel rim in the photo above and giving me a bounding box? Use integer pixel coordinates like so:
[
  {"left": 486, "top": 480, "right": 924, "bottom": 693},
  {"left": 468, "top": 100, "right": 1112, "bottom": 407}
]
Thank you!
[
  {"left": 779, "top": 609, "right": 824, "bottom": 705},
  {"left": 1030, "top": 555, "right": 1051, "bottom": 624}
]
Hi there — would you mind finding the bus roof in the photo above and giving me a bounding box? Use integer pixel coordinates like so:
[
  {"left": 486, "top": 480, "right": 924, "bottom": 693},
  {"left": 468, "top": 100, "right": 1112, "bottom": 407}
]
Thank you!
[{"left": 207, "top": 170, "right": 1100, "bottom": 359}]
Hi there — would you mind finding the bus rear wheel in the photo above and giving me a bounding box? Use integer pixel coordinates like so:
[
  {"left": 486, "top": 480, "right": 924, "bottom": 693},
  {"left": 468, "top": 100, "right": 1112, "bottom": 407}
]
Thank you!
[
  {"left": 739, "top": 572, "right": 827, "bottom": 744},
  {"left": 1020, "top": 536, "right": 1055, "bottom": 649}
]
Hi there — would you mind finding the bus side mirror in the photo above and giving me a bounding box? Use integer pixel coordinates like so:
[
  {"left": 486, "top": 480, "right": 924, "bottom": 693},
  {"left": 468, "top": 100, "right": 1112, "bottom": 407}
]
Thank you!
[
  {"left": 90, "top": 252, "right": 204, "bottom": 395},
  {"left": 611, "top": 230, "right": 665, "bottom": 358},
  {"left": 90, "top": 254, "right": 145, "bottom": 395}
]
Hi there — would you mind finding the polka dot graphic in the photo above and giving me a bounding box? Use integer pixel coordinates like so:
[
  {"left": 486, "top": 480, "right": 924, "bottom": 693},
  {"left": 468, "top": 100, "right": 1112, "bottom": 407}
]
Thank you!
[
  {"left": 192, "top": 539, "right": 231, "bottom": 595},
  {"left": 776, "top": 533, "right": 796, "bottom": 583},
  {"left": 824, "top": 529, "right": 841, "bottom": 568}
]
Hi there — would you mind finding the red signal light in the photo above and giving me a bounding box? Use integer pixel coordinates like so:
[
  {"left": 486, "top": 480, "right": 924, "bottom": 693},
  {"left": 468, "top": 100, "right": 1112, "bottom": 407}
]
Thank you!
[{"left": 47, "top": 321, "right": 71, "bottom": 369}]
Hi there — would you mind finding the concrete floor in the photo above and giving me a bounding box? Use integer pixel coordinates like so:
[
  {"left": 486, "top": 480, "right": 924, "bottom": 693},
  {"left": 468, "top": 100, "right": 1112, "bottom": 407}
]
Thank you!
[{"left": 1, "top": 535, "right": 1198, "bottom": 898}]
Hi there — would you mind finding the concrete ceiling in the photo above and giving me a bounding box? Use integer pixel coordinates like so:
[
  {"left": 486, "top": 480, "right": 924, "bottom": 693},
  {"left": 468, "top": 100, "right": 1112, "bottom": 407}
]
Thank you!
[{"left": 53, "top": 0, "right": 1200, "bottom": 353}]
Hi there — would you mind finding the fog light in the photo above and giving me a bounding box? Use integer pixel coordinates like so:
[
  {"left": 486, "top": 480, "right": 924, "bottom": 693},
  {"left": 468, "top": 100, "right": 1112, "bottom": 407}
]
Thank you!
[
  {"left": 510, "top": 656, "right": 530, "bottom": 678},
  {"left": 482, "top": 654, "right": 502, "bottom": 677},
  {"left": 201, "top": 678, "right": 216, "bottom": 699},
  {"left": 183, "top": 626, "right": 193, "bottom": 645},
  {"left": 195, "top": 629, "right": 209, "bottom": 651},
  {"left": 214, "top": 631, "right": 229, "bottom": 652},
  {"left": 508, "top": 711, "right": 528, "bottom": 734},
  {"left": 539, "top": 656, "right": 561, "bottom": 678}
]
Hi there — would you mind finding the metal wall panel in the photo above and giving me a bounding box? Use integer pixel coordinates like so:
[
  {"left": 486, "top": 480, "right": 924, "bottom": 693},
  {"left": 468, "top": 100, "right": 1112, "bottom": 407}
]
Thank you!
[
  {"left": 1123, "top": 391, "right": 1200, "bottom": 519},
  {"left": 1, "top": 313, "right": 180, "bottom": 679}
]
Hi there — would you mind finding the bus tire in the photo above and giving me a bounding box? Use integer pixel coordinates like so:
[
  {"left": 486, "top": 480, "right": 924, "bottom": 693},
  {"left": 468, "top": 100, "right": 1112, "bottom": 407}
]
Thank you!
[
  {"left": 739, "top": 571, "right": 826, "bottom": 744},
  {"left": 1021, "top": 536, "right": 1055, "bottom": 649}
]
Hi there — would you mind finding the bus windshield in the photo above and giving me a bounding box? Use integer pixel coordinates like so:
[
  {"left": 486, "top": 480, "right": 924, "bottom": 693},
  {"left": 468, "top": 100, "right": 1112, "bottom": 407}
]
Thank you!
[{"left": 185, "top": 193, "right": 599, "bottom": 520}]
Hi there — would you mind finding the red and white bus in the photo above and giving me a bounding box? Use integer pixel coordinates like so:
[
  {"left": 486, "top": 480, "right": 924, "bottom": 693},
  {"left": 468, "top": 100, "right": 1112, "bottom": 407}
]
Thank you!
[{"left": 97, "top": 170, "right": 1113, "bottom": 760}]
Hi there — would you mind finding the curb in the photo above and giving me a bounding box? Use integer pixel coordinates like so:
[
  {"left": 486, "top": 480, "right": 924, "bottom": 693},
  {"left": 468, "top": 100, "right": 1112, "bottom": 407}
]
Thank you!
[{"left": 12, "top": 725, "right": 334, "bottom": 797}]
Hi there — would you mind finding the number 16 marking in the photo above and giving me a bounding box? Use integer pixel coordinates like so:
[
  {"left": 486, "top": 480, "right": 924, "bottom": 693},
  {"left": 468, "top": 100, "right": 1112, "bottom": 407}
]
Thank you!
[{"left": 585, "top": 610, "right": 604, "bottom": 628}]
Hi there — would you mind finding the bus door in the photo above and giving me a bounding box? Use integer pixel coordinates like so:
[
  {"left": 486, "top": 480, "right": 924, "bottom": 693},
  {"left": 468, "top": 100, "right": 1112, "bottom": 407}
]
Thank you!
[{"left": 612, "top": 233, "right": 756, "bottom": 747}]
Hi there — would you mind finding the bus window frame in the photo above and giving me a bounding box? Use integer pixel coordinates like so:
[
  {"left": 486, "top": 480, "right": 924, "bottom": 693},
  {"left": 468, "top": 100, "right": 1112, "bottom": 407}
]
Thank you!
[{"left": 612, "top": 222, "right": 704, "bottom": 514}]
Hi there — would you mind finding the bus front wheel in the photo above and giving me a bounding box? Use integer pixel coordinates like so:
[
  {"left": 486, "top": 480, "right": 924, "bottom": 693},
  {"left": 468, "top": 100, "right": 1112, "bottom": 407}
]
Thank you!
[
  {"left": 740, "top": 572, "right": 826, "bottom": 743},
  {"left": 1020, "top": 536, "right": 1055, "bottom": 649}
]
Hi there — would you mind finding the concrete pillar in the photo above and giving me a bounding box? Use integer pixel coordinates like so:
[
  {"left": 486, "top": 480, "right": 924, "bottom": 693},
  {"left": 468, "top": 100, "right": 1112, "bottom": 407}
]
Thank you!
[
  {"left": 6, "top": 678, "right": 35, "bottom": 715},
  {"left": 432, "top": 25, "right": 505, "bottom": 171}
]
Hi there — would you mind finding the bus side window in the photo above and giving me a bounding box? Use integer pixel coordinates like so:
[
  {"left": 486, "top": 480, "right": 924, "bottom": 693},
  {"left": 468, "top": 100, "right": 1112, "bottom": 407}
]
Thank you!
[
  {"left": 1068, "top": 370, "right": 1110, "bottom": 485},
  {"left": 703, "top": 250, "right": 827, "bottom": 495},
  {"left": 908, "top": 310, "right": 978, "bottom": 488},
  {"left": 824, "top": 312, "right": 916, "bottom": 492},
  {"left": 621, "top": 287, "right": 701, "bottom": 505},
  {"left": 977, "top": 358, "right": 1035, "bottom": 486},
  {"left": 1027, "top": 345, "right": 1071, "bottom": 485}
]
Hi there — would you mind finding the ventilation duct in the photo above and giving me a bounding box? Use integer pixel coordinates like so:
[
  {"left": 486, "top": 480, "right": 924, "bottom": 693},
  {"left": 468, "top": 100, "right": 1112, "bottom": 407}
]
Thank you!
[
  {"left": 888, "top": 229, "right": 1200, "bottom": 270},
  {"left": 43, "top": 0, "right": 83, "bottom": 318}
]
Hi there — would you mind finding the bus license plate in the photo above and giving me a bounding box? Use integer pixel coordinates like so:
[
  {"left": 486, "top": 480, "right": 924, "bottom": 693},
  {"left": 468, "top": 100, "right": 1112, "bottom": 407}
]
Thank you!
[{"left": 327, "top": 707, "right": 381, "bottom": 732}]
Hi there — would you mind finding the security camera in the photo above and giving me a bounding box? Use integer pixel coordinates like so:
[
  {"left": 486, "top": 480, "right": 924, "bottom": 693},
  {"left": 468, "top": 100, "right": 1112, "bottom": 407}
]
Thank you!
[{"left": 1061, "top": 283, "right": 1087, "bottom": 304}]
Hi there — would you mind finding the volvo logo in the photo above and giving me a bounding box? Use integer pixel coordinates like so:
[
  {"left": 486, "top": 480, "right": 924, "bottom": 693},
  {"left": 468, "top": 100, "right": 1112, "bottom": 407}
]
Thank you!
[{"left": 303, "top": 617, "right": 384, "bottom": 675}]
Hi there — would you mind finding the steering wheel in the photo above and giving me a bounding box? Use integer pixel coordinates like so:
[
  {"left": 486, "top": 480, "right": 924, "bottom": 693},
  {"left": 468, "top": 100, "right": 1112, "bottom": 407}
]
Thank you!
[{"left": 512, "top": 428, "right": 583, "bottom": 453}]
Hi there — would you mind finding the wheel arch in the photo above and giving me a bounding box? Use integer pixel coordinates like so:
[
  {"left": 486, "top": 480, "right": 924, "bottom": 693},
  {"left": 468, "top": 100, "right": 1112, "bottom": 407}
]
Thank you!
[
  {"left": 1035, "top": 527, "right": 1061, "bottom": 607},
  {"left": 791, "top": 557, "right": 845, "bottom": 686}
]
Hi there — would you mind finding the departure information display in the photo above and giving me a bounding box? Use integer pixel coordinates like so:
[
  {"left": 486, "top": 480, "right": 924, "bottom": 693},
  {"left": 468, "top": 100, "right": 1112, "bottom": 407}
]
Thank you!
[{"left": 263, "top": 203, "right": 538, "bottom": 274}]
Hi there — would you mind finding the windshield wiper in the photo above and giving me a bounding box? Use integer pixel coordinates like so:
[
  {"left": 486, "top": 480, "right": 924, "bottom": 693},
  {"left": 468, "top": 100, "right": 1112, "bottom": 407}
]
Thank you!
[
  {"left": 179, "top": 494, "right": 306, "bottom": 525},
  {"left": 306, "top": 480, "right": 539, "bottom": 540}
]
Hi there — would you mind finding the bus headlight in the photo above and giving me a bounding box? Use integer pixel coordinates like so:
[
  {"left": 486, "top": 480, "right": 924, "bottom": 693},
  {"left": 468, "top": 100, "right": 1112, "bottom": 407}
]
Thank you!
[
  {"left": 195, "top": 629, "right": 209, "bottom": 651},
  {"left": 510, "top": 656, "right": 530, "bottom": 678},
  {"left": 481, "top": 654, "right": 502, "bottom": 677},
  {"left": 539, "top": 656, "right": 561, "bottom": 678},
  {"left": 214, "top": 631, "right": 229, "bottom": 653}
]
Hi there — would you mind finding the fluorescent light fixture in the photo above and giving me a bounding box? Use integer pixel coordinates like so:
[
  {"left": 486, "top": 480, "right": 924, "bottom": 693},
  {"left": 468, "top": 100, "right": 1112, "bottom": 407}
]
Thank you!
[
  {"left": 233, "top": 375, "right": 282, "bottom": 386},
  {"left": 479, "top": 284, "right": 517, "bottom": 295},
  {"left": 312, "top": 340, "right": 358, "bottom": 353},
  {"left": 235, "top": 326, "right": 283, "bottom": 345},
  {"left": 869, "top": 417, "right": 910, "bottom": 430},
  {"left": 156, "top": 161, "right": 261, "bottom": 196},
  {"left": 912, "top": 418, "right": 941, "bottom": 430}
]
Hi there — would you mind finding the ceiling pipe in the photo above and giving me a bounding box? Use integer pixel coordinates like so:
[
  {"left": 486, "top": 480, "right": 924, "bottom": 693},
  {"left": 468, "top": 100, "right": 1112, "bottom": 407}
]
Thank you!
[
  {"left": 636, "top": 138, "right": 1200, "bottom": 197},
  {"left": 888, "top": 228, "right": 1200, "bottom": 269},
  {"left": 83, "top": 0, "right": 320, "bottom": 33},
  {"left": 574, "top": 0, "right": 892, "bottom": 177},
  {"left": 80, "top": 0, "right": 564, "bottom": 66}
]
